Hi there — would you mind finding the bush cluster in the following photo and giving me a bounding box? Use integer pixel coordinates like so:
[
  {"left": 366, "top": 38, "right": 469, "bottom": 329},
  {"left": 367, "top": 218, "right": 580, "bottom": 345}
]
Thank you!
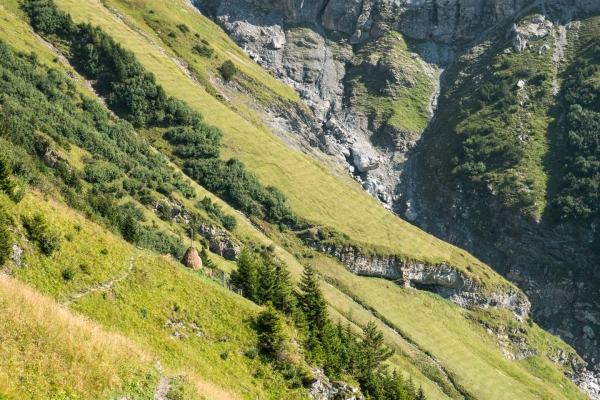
[
  {"left": 196, "top": 196, "right": 237, "bottom": 231},
  {"left": 552, "top": 45, "right": 600, "bottom": 222},
  {"left": 22, "top": 213, "right": 61, "bottom": 256},
  {"left": 22, "top": 0, "right": 296, "bottom": 226}
]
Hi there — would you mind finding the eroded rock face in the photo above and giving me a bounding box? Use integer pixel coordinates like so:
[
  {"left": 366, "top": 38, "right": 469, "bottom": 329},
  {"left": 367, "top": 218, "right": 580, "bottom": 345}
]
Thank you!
[
  {"left": 307, "top": 368, "right": 364, "bottom": 400},
  {"left": 197, "top": 223, "right": 241, "bottom": 261},
  {"left": 309, "top": 241, "right": 531, "bottom": 318}
]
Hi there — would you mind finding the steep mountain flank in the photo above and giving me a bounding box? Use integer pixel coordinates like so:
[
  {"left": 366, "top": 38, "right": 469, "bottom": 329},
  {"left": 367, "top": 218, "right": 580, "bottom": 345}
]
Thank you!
[
  {"left": 1, "top": 0, "right": 600, "bottom": 397},
  {"left": 190, "top": 0, "right": 600, "bottom": 393}
]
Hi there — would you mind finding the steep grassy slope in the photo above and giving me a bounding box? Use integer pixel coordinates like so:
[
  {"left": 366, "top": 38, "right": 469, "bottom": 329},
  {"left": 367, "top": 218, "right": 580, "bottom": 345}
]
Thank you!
[
  {"left": 0, "top": 274, "right": 159, "bottom": 399},
  {"left": 0, "top": 1, "right": 593, "bottom": 399},
  {"left": 417, "top": 11, "right": 562, "bottom": 220},
  {"left": 43, "top": 0, "right": 503, "bottom": 278},
  {"left": 2, "top": 191, "right": 305, "bottom": 399}
]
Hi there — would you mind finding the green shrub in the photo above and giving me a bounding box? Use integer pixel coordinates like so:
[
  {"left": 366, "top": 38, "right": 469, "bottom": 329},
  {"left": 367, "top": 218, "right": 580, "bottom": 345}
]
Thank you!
[
  {"left": 0, "top": 210, "right": 11, "bottom": 266},
  {"left": 79, "top": 263, "right": 91, "bottom": 274},
  {"left": 221, "top": 215, "right": 237, "bottom": 231},
  {"left": 192, "top": 43, "right": 214, "bottom": 58},
  {"left": 40, "top": 231, "right": 60, "bottom": 255},
  {"left": 219, "top": 60, "right": 237, "bottom": 81},
  {"left": 176, "top": 23, "right": 190, "bottom": 34},
  {"left": 61, "top": 266, "right": 75, "bottom": 281}
]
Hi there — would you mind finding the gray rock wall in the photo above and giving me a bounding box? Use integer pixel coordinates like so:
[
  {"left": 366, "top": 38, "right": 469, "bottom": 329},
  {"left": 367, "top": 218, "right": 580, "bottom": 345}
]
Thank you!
[{"left": 309, "top": 241, "right": 531, "bottom": 318}]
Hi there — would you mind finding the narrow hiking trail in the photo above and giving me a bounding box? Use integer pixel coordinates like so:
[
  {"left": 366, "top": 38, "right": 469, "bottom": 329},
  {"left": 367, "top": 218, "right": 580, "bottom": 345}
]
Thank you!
[{"left": 63, "top": 255, "right": 136, "bottom": 306}]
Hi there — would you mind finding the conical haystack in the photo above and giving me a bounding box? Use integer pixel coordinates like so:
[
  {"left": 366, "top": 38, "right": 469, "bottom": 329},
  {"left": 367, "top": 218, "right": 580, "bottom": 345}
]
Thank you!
[{"left": 181, "top": 246, "right": 202, "bottom": 270}]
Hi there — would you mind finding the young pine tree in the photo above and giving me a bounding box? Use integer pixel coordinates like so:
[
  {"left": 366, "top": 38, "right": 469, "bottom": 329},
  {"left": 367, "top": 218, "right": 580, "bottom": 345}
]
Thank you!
[
  {"left": 121, "top": 213, "right": 140, "bottom": 243},
  {"left": 257, "top": 253, "right": 277, "bottom": 305},
  {"left": 230, "top": 247, "right": 259, "bottom": 302},
  {"left": 360, "top": 321, "right": 395, "bottom": 373},
  {"left": 0, "top": 209, "right": 11, "bottom": 266},
  {"left": 297, "top": 264, "right": 329, "bottom": 332},
  {"left": 255, "top": 302, "right": 286, "bottom": 360},
  {"left": 272, "top": 263, "right": 297, "bottom": 315},
  {"left": 0, "top": 153, "right": 16, "bottom": 198},
  {"left": 297, "top": 264, "right": 342, "bottom": 375}
]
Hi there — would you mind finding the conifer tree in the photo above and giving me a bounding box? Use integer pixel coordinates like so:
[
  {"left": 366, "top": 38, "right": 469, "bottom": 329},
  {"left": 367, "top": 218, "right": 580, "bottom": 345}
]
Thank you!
[
  {"left": 121, "top": 213, "right": 140, "bottom": 243},
  {"left": 255, "top": 302, "right": 286, "bottom": 359},
  {"left": 273, "top": 263, "right": 297, "bottom": 315},
  {"left": 230, "top": 247, "right": 259, "bottom": 302},
  {"left": 361, "top": 321, "right": 395, "bottom": 372},
  {"left": 297, "top": 264, "right": 329, "bottom": 331},
  {"left": 257, "top": 253, "right": 276, "bottom": 305},
  {"left": 416, "top": 386, "right": 426, "bottom": 400},
  {"left": 0, "top": 153, "right": 15, "bottom": 198},
  {"left": 0, "top": 210, "right": 11, "bottom": 266},
  {"left": 297, "top": 264, "right": 342, "bottom": 375},
  {"left": 406, "top": 376, "right": 417, "bottom": 399}
]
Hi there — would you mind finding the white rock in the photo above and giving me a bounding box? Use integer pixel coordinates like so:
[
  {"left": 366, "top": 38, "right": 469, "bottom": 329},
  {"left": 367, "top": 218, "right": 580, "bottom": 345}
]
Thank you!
[
  {"left": 517, "top": 80, "right": 526, "bottom": 89},
  {"left": 503, "top": 48, "right": 512, "bottom": 54},
  {"left": 351, "top": 143, "right": 379, "bottom": 172},
  {"left": 272, "top": 35, "right": 285, "bottom": 49},
  {"left": 531, "top": 15, "right": 545, "bottom": 24},
  {"left": 325, "top": 117, "right": 337, "bottom": 129},
  {"left": 362, "top": 180, "right": 378, "bottom": 194}
]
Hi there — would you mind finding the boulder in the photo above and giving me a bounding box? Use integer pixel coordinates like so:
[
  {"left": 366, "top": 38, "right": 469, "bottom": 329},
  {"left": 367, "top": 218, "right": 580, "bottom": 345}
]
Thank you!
[
  {"left": 271, "top": 34, "right": 285, "bottom": 49},
  {"left": 350, "top": 143, "right": 379, "bottom": 172}
]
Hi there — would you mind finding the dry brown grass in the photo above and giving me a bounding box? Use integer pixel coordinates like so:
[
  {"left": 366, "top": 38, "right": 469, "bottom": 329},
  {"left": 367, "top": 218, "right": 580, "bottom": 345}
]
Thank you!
[{"left": 0, "top": 274, "right": 158, "bottom": 399}]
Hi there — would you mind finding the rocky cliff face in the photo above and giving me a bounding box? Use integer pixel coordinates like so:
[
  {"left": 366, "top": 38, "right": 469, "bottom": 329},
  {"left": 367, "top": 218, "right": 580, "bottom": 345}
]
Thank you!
[{"left": 309, "top": 240, "right": 531, "bottom": 318}]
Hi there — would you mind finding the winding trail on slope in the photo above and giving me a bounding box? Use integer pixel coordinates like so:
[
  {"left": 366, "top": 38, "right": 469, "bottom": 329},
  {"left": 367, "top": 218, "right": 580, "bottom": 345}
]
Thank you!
[{"left": 63, "top": 255, "right": 136, "bottom": 306}]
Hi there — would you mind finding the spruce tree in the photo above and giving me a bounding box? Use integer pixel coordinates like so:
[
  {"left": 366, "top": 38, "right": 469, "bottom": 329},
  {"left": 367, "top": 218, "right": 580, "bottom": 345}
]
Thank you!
[
  {"left": 272, "top": 263, "right": 297, "bottom": 315},
  {"left": 416, "top": 386, "right": 426, "bottom": 400},
  {"left": 0, "top": 210, "right": 11, "bottom": 266},
  {"left": 255, "top": 302, "right": 286, "bottom": 359},
  {"left": 121, "top": 213, "right": 140, "bottom": 243},
  {"left": 297, "top": 264, "right": 342, "bottom": 375},
  {"left": 230, "top": 247, "right": 259, "bottom": 302},
  {"left": 257, "top": 253, "right": 276, "bottom": 305},
  {"left": 0, "top": 153, "right": 15, "bottom": 198},
  {"left": 360, "top": 321, "right": 395, "bottom": 372},
  {"left": 297, "top": 264, "right": 329, "bottom": 331}
]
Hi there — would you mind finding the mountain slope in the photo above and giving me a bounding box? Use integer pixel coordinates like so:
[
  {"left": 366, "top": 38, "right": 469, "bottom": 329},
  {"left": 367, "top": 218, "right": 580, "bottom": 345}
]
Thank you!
[{"left": 0, "top": 0, "right": 595, "bottom": 398}]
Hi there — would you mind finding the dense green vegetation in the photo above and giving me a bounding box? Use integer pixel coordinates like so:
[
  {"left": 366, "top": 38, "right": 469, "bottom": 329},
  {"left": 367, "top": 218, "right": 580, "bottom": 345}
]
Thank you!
[
  {"left": 231, "top": 247, "right": 427, "bottom": 399},
  {"left": 196, "top": 196, "right": 237, "bottom": 231},
  {"left": 21, "top": 0, "right": 296, "bottom": 226},
  {"left": 553, "top": 36, "right": 600, "bottom": 221},
  {"left": 452, "top": 44, "right": 555, "bottom": 213},
  {"left": 0, "top": 40, "right": 191, "bottom": 257}
]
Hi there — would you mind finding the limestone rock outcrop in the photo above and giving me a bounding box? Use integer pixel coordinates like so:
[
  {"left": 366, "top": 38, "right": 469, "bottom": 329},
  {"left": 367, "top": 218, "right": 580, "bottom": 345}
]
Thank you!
[{"left": 308, "top": 240, "right": 531, "bottom": 318}]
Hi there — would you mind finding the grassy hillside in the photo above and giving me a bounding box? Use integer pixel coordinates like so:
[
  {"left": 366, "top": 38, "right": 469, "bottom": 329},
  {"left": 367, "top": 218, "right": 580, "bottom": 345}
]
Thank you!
[
  {"left": 0, "top": 1, "right": 592, "bottom": 399},
  {"left": 0, "top": 273, "right": 159, "bottom": 399},
  {"left": 41, "top": 0, "right": 505, "bottom": 278}
]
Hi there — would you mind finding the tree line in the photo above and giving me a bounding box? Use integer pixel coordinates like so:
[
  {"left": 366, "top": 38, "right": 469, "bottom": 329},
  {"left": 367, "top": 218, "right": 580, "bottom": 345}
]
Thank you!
[{"left": 231, "top": 247, "right": 427, "bottom": 399}]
